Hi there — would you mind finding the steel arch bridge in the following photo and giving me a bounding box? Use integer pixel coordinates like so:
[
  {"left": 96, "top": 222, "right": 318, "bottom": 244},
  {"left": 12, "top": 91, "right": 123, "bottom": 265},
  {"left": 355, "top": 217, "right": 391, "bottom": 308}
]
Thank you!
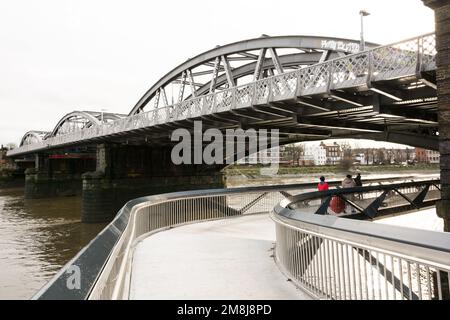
[
  {"left": 130, "top": 35, "right": 379, "bottom": 115},
  {"left": 17, "top": 111, "right": 126, "bottom": 149},
  {"left": 8, "top": 33, "right": 438, "bottom": 157},
  {"left": 19, "top": 131, "right": 49, "bottom": 147},
  {"left": 46, "top": 111, "right": 125, "bottom": 138}
]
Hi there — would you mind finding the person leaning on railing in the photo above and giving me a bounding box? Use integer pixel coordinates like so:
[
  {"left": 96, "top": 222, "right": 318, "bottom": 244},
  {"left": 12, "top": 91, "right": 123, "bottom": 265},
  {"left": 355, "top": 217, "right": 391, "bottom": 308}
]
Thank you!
[
  {"left": 342, "top": 174, "right": 356, "bottom": 213},
  {"left": 354, "top": 172, "right": 363, "bottom": 199}
]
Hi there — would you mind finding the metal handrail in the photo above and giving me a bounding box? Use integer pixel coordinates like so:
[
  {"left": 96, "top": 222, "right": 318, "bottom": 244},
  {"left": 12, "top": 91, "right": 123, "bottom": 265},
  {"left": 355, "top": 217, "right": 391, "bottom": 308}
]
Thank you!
[
  {"left": 284, "top": 179, "right": 441, "bottom": 219},
  {"left": 8, "top": 32, "right": 436, "bottom": 157},
  {"left": 271, "top": 179, "right": 450, "bottom": 300},
  {"left": 31, "top": 176, "right": 448, "bottom": 300}
]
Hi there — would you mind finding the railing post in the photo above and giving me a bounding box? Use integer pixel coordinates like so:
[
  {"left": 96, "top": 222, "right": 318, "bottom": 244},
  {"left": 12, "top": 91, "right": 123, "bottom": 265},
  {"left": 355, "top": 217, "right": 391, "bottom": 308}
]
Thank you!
[
  {"left": 326, "top": 62, "right": 334, "bottom": 94},
  {"left": 211, "top": 94, "right": 218, "bottom": 113},
  {"left": 416, "top": 36, "right": 424, "bottom": 78},
  {"left": 366, "top": 51, "right": 373, "bottom": 87},
  {"left": 231, "top": 87, "right": 237, "bottom": 110},
  {"left": 251, "top": 81, "right": 258, "bottom": 106},
  {"left": 295, "top": 69, "right": 302, "bottom": 97}
]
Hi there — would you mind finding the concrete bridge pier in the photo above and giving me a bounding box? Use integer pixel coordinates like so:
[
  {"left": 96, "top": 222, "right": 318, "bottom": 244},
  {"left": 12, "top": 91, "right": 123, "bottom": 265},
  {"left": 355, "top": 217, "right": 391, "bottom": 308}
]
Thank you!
[
  {"left": 25, "top": 153, "right": 95, "bottom": 198},
  {"left": 81, "top": 144, "right": 226, "bottom": 223},
  {"left": 423, "top": 0, "right": 450, "bottom": 231}
]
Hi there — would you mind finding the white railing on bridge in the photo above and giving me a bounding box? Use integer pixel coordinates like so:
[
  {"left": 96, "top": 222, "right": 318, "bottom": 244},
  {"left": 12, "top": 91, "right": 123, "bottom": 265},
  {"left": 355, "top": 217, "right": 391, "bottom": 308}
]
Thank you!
[
  {"left": 272, "top": 180, "right": 449, "bottom": 300},
  {"left": 31, "top": 178, "right": 448, "bottom": 300},
  {"left": 8, "top": 33, "right": 436, "bottom": 157}
]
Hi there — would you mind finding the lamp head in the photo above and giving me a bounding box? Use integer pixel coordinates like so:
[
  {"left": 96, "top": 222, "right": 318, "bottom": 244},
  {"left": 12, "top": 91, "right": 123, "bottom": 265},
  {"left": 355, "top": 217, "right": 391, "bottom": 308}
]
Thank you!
[{"left": 359, "top": 10, "right": 370, "bottom": 17}]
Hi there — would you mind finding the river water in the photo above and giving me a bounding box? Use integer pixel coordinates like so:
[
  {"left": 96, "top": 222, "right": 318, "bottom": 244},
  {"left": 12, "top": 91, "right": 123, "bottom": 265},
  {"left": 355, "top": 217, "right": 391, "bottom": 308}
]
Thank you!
[{"left": 0, "top": 187, "right": 106, "bottom": 299}]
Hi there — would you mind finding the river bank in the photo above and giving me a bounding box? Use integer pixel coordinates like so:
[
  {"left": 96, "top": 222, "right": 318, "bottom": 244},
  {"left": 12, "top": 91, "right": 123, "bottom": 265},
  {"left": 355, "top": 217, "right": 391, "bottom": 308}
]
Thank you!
[{"left": 226, "top": 167, "right": 439, "bottom": 187}]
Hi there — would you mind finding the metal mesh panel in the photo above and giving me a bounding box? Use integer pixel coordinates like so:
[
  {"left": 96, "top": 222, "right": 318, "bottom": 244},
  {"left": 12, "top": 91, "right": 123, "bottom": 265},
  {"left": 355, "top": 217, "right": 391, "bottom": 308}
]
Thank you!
[
  {"left": 300, "top": 63, "right": 330, "bottom": 95},
  {"left": 254, "top": 79, "right": 270, "bottom": 105},
  {"left": 372, "top": 38, "right": 419, "bottom": 81},
  {"left": 235, "top": 84, "right": 254, "bottom": 109},
  {"left": 422, "top": 34, "right": 437, "bottom": 71},
  {"left": 332, "top": 54, "right": 369, "bottom": 89},
  {"left": 271, "top": 71, "right": 298, "bottom": 101},
  {"left": 214, "top": 88, "right": 235, "bottom": 112},
  {"left": 201, "top": 94, "right": 215, "bottom": 114}
]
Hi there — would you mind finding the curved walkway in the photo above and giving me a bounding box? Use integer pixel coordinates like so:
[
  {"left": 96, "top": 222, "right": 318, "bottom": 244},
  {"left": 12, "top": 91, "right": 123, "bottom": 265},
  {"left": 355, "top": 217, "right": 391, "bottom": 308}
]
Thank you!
[{"left": 129, "top": 214, "right": 310, "bottom": 300}]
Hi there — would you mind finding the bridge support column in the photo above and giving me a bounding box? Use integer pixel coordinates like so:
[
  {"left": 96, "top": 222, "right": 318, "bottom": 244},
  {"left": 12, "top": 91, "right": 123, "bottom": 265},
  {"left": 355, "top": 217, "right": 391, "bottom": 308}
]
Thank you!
[
  {"left": 81, "top": 144, "right": 226, "bottom": 223},
  {"left": 25, "top": 153, "right": 95, "bottom": 198},
  {"left": 423, "top": 0, "right": 450, "bottom": 231}
]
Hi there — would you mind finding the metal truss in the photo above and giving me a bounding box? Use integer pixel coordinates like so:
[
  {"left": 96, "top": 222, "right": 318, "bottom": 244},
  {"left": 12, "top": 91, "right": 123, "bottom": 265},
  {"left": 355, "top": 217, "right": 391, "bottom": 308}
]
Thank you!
[
  {"left": 8, "top": 33, "right": 437, "bottom": 157},
  {"left": 130, "top": 35, "right": 374, "bottom": 115},
  {"left": 19, "top": 131, "right": 49, "bottom": 147}
]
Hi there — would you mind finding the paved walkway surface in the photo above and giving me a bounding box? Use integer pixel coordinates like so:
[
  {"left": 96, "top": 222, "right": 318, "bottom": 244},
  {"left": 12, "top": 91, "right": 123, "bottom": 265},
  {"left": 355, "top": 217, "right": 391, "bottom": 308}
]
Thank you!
[{"left": 130, "top": 214, "right": 310, "bottom": 300}]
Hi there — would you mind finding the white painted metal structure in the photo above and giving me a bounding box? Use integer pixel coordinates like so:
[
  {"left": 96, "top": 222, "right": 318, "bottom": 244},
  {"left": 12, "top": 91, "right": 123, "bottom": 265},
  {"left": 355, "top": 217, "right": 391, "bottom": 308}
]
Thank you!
[{"left": 8, "top": 33, "right": 436, "bottom": 157}]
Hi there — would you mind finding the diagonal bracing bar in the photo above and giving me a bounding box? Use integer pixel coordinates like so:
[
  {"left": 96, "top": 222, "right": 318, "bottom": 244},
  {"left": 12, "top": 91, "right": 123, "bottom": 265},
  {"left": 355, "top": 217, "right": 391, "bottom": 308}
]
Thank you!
[
  {"left": 362, "top": 190, "right": 389, "bottom": 218},
  {"left": 221, "top": 55, "right": 235, "bottom": 87},
  {"left": 209, "top": 57, "right": 221, "bottom": 94},
  {"left": 253, "top": 48, "right": 267, "bottom": 81},
  {"left": 187, "top": 69, "right": 197, "bottom": 98},
  {"left": 269, "top": 48, "right": 284, "bottom": 74},
  {"left": 178, "top": 72, "right": 187, "bottom": 103}
]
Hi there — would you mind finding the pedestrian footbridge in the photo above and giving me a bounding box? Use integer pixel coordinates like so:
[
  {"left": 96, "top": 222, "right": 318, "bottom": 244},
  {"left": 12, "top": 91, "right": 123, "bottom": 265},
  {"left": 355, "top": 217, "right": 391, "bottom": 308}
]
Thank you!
[
  {"left": 130, "top": 214, "right": 309, "bottom": 300},
  {"left": 33, "top": 177, "right": 450, "bottom": 300}
]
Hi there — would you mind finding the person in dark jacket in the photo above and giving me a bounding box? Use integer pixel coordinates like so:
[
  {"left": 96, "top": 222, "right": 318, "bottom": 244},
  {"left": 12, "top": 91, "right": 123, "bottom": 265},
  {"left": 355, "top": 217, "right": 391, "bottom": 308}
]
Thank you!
[
  {"left": 354, "top": 173, "right": 362, "bottom": 187},
  {"left": 354, "top": 172, "right": 363, "bottom": 199}
]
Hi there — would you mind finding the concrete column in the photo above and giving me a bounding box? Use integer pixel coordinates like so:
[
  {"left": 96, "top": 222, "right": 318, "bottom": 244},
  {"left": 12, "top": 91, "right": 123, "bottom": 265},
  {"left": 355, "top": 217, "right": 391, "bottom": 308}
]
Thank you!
[
  {"left": 25, "top": 153, "right": 95, "bottom": 198},
  {"left": 81, "top": 144, "right": 227, "bottom": 223},
  {"left": 423, "top": 0, "right": 450, "bottom": 231},
  {"left": 81, "top": 170, "right": 226, "bottom": 223},
  {"left": 96, "top": 143, "right": 109, "bottom": 173}
]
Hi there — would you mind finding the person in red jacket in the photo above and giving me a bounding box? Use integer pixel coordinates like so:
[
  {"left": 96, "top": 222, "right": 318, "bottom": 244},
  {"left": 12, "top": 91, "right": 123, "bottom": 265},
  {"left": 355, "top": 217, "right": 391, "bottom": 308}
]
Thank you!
[
  {"left": 317, "top": 176, "right": 330, "bottom": 208},
  {"left": 317, "top": 176, "right": 329, "bottom": 191}
]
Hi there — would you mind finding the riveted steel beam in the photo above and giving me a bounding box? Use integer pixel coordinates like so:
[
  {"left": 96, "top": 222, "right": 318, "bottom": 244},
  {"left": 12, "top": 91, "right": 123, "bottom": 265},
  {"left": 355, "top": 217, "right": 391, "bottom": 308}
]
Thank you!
[{"left": 221, "top": 55, "right": 235, "bottom": 87}]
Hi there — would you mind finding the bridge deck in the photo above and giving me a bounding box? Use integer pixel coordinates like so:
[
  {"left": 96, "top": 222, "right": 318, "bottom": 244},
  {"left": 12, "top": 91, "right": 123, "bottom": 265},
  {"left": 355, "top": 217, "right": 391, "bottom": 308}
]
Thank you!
[{"left": 129, "top": 214, "right": 311, "bottom": 300}]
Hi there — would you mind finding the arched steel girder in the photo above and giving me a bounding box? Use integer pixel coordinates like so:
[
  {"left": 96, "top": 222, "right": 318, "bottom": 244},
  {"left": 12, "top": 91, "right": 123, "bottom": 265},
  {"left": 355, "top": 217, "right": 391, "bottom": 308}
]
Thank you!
[
  {"left": 46, "top": 111, "right": 125, "bottom": 138},
  {"left": 19, "top": 130, "right": 49, "bottom": 147},
  {"left": 189, "top": 52, "right": 343, "bottom": 99},
  {"left": 130, "top": 35, "right": 379, "bottom": 115}
]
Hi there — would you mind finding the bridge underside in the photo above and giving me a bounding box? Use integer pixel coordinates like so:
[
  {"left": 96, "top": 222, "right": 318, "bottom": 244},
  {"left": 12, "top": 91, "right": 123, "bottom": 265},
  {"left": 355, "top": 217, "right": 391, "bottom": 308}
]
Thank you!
[
  {"left": 12, "top": 70, "right": 438, "bottom": 223},
  {"left": 15, "top": 73, "right": 438, "bottom": 154}
]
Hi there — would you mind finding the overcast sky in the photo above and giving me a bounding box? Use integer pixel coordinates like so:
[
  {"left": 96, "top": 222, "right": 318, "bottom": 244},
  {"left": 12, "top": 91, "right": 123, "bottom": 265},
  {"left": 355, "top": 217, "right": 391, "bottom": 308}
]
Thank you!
[{"left": 0, "top": 0, "right": 434, "bottom": 147}]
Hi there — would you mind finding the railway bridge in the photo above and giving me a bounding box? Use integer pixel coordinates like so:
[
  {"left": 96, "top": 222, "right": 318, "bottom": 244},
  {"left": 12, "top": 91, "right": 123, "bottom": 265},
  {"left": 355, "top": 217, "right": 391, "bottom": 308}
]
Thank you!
[{"left": 6, "top": 29, "right": 443, "bottom": 223}]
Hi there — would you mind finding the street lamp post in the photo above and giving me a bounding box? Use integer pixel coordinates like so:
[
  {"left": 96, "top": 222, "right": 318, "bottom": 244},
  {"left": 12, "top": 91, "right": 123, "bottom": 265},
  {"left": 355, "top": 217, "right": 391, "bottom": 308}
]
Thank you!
[
  {"left": 101, "top": 108, "right": 107, "bottom": 123},
  {"left": 359, "top": 10, "right": 370, "bottom": 51}
]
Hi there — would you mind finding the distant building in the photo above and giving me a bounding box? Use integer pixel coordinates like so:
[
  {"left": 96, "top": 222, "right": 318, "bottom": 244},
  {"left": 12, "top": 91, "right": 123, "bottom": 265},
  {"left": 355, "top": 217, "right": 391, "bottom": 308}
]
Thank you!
[
  {"left": 354, "top": 153, "right": 366, "bottom": 165},
  {"left": 301, "top": 143, "right": 326, "bottom": 165},
  {"left": 237, "top": 148, "right": 281, "bottom": 165},
  {"left": 415, "top": 148, "right": 427, "bottom": 162},
  {"left": 321, "top": 142, "right": 342, "bottom": 165},
  {"left": 0, "top": 145, "right": 17, "bottom": 170},
  {"left": 300, "top": 142, "right": 342, "bottom": 166},
  {"left": 415, "top": 148, "right": 440, "bottom": 164},
  {"left": 427, "top": 150, "right": 440, "bottom": 164}
]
